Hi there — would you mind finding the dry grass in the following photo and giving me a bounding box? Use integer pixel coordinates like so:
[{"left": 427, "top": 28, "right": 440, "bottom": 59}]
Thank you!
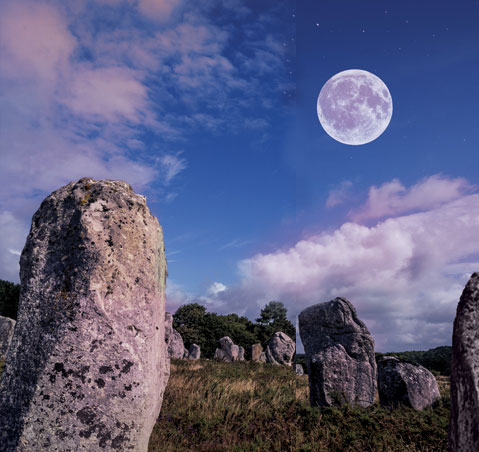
[{"left": 149, "top": 360, "right": 450, "bottom": 452}]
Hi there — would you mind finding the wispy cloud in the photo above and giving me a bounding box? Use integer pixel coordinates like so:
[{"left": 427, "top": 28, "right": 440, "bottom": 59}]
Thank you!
[
  {"left": 350, "top": 174, "right": 474, "bottom": 221},
  {"left": 326, "top": 180, "right": 353, "bottom": 207},
  {"left": 0, "top": 0, "right": 290, "bottom": 281},
  {"left": 159, "top": 154, "right": 187, "bottom": 185},
  {"left": 219, "top": 239, "right": 252, "bottom": 251}
]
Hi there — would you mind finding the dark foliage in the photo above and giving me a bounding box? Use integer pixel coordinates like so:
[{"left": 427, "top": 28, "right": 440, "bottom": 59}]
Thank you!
[{"left": 0, "top": 279, "right": 20, "bottom": 320}]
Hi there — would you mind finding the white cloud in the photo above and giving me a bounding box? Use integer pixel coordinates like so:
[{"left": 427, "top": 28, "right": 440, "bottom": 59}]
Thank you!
[
  {"left": 208, "top": 282, "right": 227, "bottom": 296},
  {"left": 0, "top": 212, "right": 29, "bottom": 283},
  {"left": 350, "top": 174, "right": 474, "bottom": 221},
  {"left": 224, "top": 181, "right": 479, "bottom": 351},
  {"left": 137, "top": 0, "right": 181, "bottom": 22}
]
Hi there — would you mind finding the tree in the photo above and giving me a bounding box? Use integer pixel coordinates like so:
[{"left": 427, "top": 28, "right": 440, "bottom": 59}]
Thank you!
[
  {"left": 0, "top": 279, "right": 20, "bottom": 320},
  {"left": 255, "top": 301, "right": 296, "bottom": 346}
]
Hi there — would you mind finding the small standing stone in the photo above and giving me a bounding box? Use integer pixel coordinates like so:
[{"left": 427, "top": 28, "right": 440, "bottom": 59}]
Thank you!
[
  {"left": 299, "top": 297, "right": 377, "bottom": 407},
  {"left": 449, "top": 272, "right": 479, "bottom": 452},
  {"left": 251, "top": 343, "right": 263, "bottom": 362},
  {"left": 0, "top": 315, "right": 15, "bottom": 359},
  {"left": 295, "top": 364, "right": 304, "bottom": 376},
  {"left": 238, "top": 346, "right": 245, "bottom": 361},
  {"left": 165, "top": 312, "right": 185, "bottom": 359},
  {"left": 214, "top": 336, "right": 239, "bottom": 362},
  {"left": 265, "top": 332, "right": 295, "bottom": 366},
  {"left": 188, "top": 344, "right": 201, "bottom": 360},
  {"left": 378, "top": 356, "right": 440, "bottom": 410}
]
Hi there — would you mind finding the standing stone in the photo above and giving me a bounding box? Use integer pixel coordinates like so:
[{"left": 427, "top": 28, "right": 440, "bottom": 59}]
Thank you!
[
  {"left": 251, "top": 343, "right": 263, "bottom": 362},
  {"left": 0, "top": 178, "right": 169, "bottom": 452},
  {"left": 299, "top": 297, "right": 377, "bottom": 407},
  {"left": 265, "top": 332, "right": 295, "bottom": 366},
  {"left": 378, "top": 356, "right": 440, "bottom": 410},
  {"left": 258, "top": 351, "right": 267, "bottom": 363},
  {"left": 164, "top": 312, "right": 184, "bottom": 359},
  {"left": 188, "top": 344, "right": 201, "bottom": 360},
  {"left": 295, "top": 364, "right": 304, "bottom": 376},
  {"left": 0, "top": 316, "right": 15, "bottom": 360},
  {"left": 238, "top": 346, "right": 245, "bottom": 361},
  {"left": 214, "top": 336, "right": 239, "bottom": 362},
  {"left": 449, "top": 272, "right": 479, "bottom": 452}
]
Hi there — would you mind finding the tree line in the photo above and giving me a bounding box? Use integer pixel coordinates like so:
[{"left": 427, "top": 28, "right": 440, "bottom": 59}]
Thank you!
[
  {"left": 0, "top": 279, "right": 295, "bottom": 359},
  {"left": 173, "top": 301, "right": 296, "bottom": 359}
]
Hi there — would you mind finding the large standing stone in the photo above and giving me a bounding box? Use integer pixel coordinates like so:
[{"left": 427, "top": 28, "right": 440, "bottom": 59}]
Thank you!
[
  {"left": 251, "top": 343, "right": 263, "bottom": 362},
  {"left": 449, "top": 272, "right": 479, "bottom": 452},
  {"left": 0, "top": 178, "right": 169, "bottom": 452},
  {"left": 214, "top": 336, "right": 239, "bottom": 362},
  {"left": 0, "top": 315, "right": 15, "bottom": 360},
  {"left": 164, "top": 311, "right": 184, "bottom": 359},
  {"left": 265, "top": 331, "right": 295, "bottom": 366},
  {"left": 188, "top": 344, "right": 200, "bottom": 360},
  {"left": 299, "top": 297, "right": 377, "bottom": 407},
  {"left": 378, "top": 356, "right": 440, "bottom": 410}
]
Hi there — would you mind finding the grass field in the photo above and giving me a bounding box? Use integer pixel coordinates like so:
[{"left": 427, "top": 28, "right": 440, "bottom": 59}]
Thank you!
[{"left": 148, "top": 360, "right": 450, "bottom": 452}]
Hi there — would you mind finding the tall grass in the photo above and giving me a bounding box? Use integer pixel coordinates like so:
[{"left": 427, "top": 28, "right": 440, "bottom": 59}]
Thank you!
[{"left": 148, "top": 360, "right": 449, "bottom": 452}]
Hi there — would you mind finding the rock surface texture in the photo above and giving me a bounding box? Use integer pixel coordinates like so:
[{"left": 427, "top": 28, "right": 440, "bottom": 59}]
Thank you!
[
  {"left": 164, "top": 312, "right": 185, "bottom": 359},
  {"left": 214, "top": 336, "right": 239, "bottom": 362},
  {"left": 378, "top": 356, "right": 440, "bottom": 410},
  {"left": 299, "top": 297, "right": 377, "bottom": 407},
  {"left": 265, "top": 332, "right": 295, "bottom": 366},
  {"left": 0, "top": 316, "right": 15, "bottom": 359},
  {"left": 188, "top": 344, "right": 200, "bottom": 360},
  {"left": 449, "top": 272, "right": 479, "bottom": 452},
  {"left": 251, "top": 343, "right": 263, "bottom": 362},
  {"left": 0, "top": 178, "right": 170, "bottom": 452}
]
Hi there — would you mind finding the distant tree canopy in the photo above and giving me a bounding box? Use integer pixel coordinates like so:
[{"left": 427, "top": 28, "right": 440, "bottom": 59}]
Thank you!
[
  {"left": 255, "top": 301, "right": 296, "bottom": 346},
  {"left": 0, "top": 279, "right": 20, "bottom": 320},
  {"left": 173, "top": 301, "right": 296, "bottom": 359}
]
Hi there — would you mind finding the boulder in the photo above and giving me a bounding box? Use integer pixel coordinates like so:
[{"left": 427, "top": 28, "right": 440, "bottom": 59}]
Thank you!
[
  {"left": 378, "top": 356, "right": 440, "bottom": 410},
  {"left": 183, "top": 348, "right": 189, "bottom": 359},
  {"left": 0, "top": 178, "right": 169, "bottom": 452},
  {"left": 167, "top": 329, "right": 185, "bottom": 359},
  {"left": 299, "top": 297, "right": 377, "bottom": 407},
  {"left": 265, "top": 332, "right": 295, "bottom": 366},
  {"left": 251, "top": 343, "right": 263, "bottom": 362},
  {"left": 295, "top": 364, "right": 304, "bottom": 376},
  {"left": 0, "top": 315, "right": 15, "bottom": 359},
  {"left": 214, "top": 336, "right": 239, "bottom": 362},
  {"left": 449, "top": 272, "right": 479, "bottom": 452},
  {"left": 164, "top": 311, "right": 184, "bottom": 359},
  {"left": 238, "top": 346, "right": 245, "bottom": 361},
  {"left": 258, "top": 352, "right": 267, "bottom": 363},
  {"left": 188, "top": 344, "right": 201, "bottom": 360}
]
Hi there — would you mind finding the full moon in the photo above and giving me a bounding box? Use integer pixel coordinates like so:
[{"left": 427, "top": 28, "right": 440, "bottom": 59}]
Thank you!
[{"left": 317, "top": 69, "right": 393, "bottom": 145}]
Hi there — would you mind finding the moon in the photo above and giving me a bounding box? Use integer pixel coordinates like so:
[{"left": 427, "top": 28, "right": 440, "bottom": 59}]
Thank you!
[{"left": 317, "top": 69, "right": 393, "bottom": 145}]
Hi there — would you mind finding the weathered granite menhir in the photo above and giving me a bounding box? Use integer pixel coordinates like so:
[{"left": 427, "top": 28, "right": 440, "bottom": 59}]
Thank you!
[
  {"left": 0, "top": 178, "right": 170, "bottom": 452},
  {"left": 299, "top": 297, "right": 377, "bottom": 407},
  {"left": 449, "top": 272, "right": 479, "bottom": 452}
]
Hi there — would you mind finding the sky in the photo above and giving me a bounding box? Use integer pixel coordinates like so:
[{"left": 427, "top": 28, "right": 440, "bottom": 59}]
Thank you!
[{"left": 1, "top": 0, "right": 479, "bottom": 352}]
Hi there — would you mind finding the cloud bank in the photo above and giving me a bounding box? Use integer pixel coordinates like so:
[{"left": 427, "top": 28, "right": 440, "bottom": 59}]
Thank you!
[{"left": 198, "top": 175, "right": 479, "bottom": 352}]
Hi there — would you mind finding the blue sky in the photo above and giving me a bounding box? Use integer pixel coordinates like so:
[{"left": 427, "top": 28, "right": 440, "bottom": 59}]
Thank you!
[{"left": 1, "top": 0, "right": 479, "bottom": 352}]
